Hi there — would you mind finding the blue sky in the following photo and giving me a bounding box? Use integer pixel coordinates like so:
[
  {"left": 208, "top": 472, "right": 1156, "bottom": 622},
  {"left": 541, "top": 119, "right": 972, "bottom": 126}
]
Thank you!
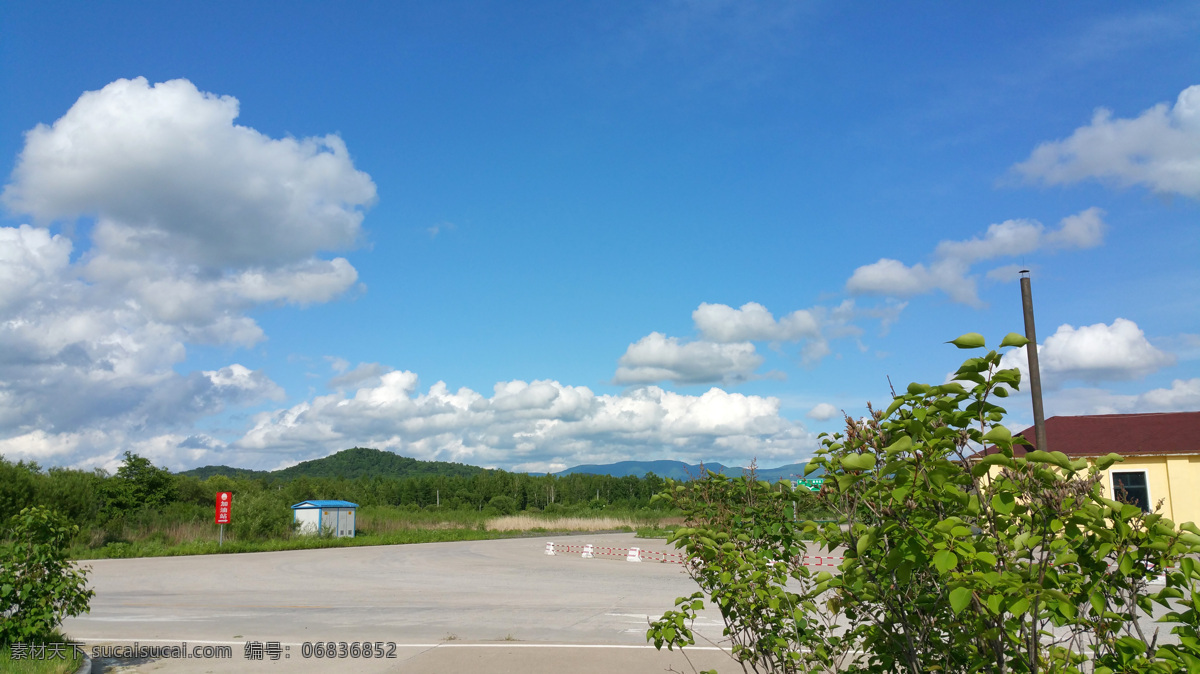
[{"left": 1, "top": 1, "right": 1197, "bottom": 473}]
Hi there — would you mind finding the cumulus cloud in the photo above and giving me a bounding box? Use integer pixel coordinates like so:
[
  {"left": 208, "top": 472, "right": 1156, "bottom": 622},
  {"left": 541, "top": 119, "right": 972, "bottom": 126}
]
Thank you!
[
  {"left": 328, "top": 362, "right": 395, "bottom": 389},
  {"left": 1032, "top": 379, "right": 1200, "bottom": 418},
  {"left": 2, "top": 77, "right": 375, "bottom": 265},
  {"left": 806, "top": 403, "right": 839, "bottom": 421},
  {"left": 999, "top": 318, "right": 1175, "bottom": 386},
  {"left": 846, "top": 208, "right": 1107, "bottom": 306},
  {"left": 233, "top": 374, "right": 816, "bottom": 473},
  {"left": 617, "top": 298, "right": 908, "bottom": 386},
  {"left": 613, "top": 332, "right": 765, "bottom": 385},
  {"left": 1013, "top": 84, "right": 1200, "bottom": 198},
  {"left": 0, "top": 78, "right": 376, "bottom": 468},
  {"left": 693, "top": 302, "right": 821, "bottom": 342}
]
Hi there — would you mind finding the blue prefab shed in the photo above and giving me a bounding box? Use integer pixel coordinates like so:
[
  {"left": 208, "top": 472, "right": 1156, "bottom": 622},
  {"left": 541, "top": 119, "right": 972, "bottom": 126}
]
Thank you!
[{"left": 292, "top": 500, "right": 358, "bottom": 538}]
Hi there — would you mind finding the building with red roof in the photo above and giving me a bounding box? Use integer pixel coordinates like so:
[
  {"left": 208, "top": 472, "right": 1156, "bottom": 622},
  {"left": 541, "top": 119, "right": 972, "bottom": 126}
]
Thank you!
[{"left": 972, "top": 411, "right": 1200, "bottom": 525}]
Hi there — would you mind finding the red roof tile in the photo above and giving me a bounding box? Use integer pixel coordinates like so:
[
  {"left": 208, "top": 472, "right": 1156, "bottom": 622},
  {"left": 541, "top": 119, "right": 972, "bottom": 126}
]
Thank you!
[{"left": 973, "top": 411, "right": 1200, "bottom": 459}]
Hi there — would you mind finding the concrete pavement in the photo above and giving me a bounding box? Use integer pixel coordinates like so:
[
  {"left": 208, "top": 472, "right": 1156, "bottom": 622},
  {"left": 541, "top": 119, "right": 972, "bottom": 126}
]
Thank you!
[{"left": 65, "top": 533, "right": 740, "bottom": 673}]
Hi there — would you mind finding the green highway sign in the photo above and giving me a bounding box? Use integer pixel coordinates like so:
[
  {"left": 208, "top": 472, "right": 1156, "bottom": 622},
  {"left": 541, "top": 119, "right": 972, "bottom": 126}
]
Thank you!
[{"left": 793, "top": 478, "right": 825, "bottom": 491}]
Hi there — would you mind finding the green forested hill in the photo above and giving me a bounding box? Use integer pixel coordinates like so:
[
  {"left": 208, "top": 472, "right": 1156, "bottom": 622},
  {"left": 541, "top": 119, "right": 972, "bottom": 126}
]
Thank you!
[
  {"left": 177, "top": 465, "right": 269, "bottom": 480},
  {"left": 178, "top": 447, "right": 486, "bottom": 481}
]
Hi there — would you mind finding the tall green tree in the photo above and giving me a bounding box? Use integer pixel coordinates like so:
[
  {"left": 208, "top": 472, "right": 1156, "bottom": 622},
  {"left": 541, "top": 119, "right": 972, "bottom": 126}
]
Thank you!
[
  {"left": 0, "top": 458, "right": 39, "bottom": 522},
  {"left": 102, "top": 452, "right": 176, "bottom": 516}
]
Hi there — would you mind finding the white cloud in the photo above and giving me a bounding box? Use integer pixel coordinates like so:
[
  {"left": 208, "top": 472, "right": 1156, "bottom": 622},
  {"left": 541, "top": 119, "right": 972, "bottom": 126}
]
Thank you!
[
  {"left": 693, "top": 302, "right": 821, "bottom": 342},
  {"left": 0, "top": 225, "right": 73, "bottom": 314},
  {"left": 986, "top": 264, "right": 1026, "bottom": 283},
  {"left": 613, "top": 332, "right": 764, "bottom": 385},
  {"left": 427, "top": 221, "right": 456, "bottom": 238},
  {"left": 846, "top": 208, "right": 1106, "bottom": 306},
  {"left": 0, "top": 78, "right": 377, "bottom": 468},
  {"left": 999, "top": 318, "right": 1175, "bottom": 386},
  {"left": 806, "top": 403, "right": 839, "bottom": 421},
  {"left": 692, "top": 299, "right": 904, "bottom": 367},
  {"left": 618, "top": 299, "right": 908, "bottom": 386},
  {"left": 1013, "top": 84, "right": 1200, "bottom": 198},
  {"left": 328, "top": 362, "right": 394, "bottom": 389},
  {"left": 1137, "top": 379, "right": 1200, "bottom": 411},
  {"left": 1030, "top": 379, "right": 1200, "bottom": 418},
  {"left": 3, "top": 77, "right": 376, "bottom": 266},
  {"left": 233, "top": 374, "right": 816, "bottom": 472}
]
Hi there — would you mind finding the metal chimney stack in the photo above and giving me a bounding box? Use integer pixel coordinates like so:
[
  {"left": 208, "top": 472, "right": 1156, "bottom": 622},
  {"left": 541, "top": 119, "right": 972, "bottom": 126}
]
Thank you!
[{"left": 1019, "top": 270, "right": 1048, "bottom": 452}]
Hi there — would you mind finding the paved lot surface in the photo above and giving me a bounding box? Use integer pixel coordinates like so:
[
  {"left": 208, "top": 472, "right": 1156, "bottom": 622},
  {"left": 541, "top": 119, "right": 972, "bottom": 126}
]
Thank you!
[
  {"left": 62, "top": 533, "right": 1181, "bottom": 673},
  {"left": 64, "top": 533, "right": 741, "bottom": 673}
]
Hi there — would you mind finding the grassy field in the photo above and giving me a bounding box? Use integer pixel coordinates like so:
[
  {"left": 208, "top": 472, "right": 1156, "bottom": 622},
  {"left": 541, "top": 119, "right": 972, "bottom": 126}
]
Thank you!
[
  {"left": 69, "top": 507, "right": 685, "bottom": 560},
  {"left": 0, "top": 634, "right": 84, "bottom": 674}
]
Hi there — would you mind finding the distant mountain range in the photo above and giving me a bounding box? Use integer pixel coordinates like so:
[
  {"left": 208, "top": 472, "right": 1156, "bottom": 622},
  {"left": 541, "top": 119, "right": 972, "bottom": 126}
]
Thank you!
[
  {"left": 178, "top": 447, "right": 818, "bottom": 483},
  {"left": 553, "top": 460, "right": 819, "bottom": 482}
]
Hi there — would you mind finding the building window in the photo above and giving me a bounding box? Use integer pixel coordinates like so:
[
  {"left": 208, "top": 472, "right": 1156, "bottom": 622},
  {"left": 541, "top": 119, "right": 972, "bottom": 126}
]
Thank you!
[{"left": 1111, "top": 471, "right": 1150, "bottom": 512}]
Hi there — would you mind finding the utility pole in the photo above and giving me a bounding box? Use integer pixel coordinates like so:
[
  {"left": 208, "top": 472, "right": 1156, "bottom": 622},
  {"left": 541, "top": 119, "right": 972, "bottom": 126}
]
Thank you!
[{"left": 1020, "top": 270, "right": 1049, "bottom": 452}]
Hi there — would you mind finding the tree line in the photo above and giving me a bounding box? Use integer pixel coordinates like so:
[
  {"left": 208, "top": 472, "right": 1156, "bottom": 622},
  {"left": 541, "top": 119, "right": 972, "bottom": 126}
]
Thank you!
[{"left": 0, "top": 451, "right": 679, "bottom": 540}]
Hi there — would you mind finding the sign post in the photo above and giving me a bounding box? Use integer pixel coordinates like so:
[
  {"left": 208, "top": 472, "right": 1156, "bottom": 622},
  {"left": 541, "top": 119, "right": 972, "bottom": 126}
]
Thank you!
[{"left": 215, "top": 492, "right": 232, "bottom": 547}]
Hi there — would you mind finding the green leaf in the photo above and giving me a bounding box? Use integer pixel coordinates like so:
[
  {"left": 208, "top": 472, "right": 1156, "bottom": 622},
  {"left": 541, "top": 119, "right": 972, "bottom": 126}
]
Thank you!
[
  {"left": 947, "top": 332, "right": 986, "bottom": 349},
  {"left": 981, "top": 425, "right": 1011, "bottom": 444},
  {"left": 857, "top": 530, "right": 878, "bottom": 556},
  {"left": 991, "top": 492, "right": 1016, "bottom": 515},
  {"left": 955, "top": 357, "right": 988, "bottom": 374},
  {"left": 884, "top": 398, "right": 904, "bottom": 418},
  {"left": 1094, "top": 453, "right": 1124, "bottom": 471},
  {"left": 986, "top": 593, "right": 1002, "bottom": 615},
  {"left": 842, "top": 453, "right": 877, "bottom": 471},
  {"left": 970, "top": 454, "right": 1012, "bottom": 478},
  {"left": 1025, "top": 450, "right": 1070, "bottom": 469},
  {"left": 933, "top": 550, "right": 958, "bottom": 573},
  {"left": 949, "top": 587, "right": 972, "bottom": 614},
  {"left": 999, "top": 332, "right": 1029, "bottom": 348},
  {"left": 884, "top": 435, "right": 912, "bottom": 456}
]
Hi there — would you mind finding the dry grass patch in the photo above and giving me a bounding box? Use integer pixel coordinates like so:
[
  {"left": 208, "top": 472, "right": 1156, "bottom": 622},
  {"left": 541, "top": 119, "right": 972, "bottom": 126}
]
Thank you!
[
  {"left": 359, "top": 518, "right": 470, "bottom": 534},
  {"left": 485, "top": 515, "right": 640, "bottom": 532}
]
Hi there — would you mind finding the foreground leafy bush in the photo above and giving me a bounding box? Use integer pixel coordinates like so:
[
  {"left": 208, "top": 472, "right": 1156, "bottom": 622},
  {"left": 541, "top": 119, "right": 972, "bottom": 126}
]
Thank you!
[
  {"left": 0, "top": 507, "right": 94, "bottom": 646},
  {"left": 650, "top": 332, "right": 1200, "bottom": 673}
]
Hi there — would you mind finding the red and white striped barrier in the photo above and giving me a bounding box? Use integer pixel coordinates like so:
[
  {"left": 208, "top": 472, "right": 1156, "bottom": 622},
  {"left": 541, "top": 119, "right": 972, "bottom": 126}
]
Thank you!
[
  {"left": 543, "top": 542, "right": 852, "bottom": 568},
  {"left": 796, "top": 555, "right": 845, "bottom": 567}
]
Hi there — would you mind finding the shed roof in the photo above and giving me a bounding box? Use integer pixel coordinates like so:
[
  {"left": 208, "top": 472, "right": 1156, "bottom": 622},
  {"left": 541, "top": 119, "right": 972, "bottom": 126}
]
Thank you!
[
  {"left": 291, "top": 500, "right": 359, "bottom": 509},
  {"left": 972, "top": 411, "right": 1200, "bottom": 459}
]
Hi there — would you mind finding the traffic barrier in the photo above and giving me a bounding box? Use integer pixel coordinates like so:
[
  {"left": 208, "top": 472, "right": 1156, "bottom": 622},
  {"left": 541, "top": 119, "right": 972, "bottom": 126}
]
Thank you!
[{"left": 544, "top": 542, "right": 1181, "bottom": 583}]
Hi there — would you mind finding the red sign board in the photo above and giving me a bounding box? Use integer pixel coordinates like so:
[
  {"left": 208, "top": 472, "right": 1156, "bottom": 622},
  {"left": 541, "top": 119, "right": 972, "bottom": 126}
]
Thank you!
[{"left": 215, "top": 492, "right": 232, "bottom": 524}]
